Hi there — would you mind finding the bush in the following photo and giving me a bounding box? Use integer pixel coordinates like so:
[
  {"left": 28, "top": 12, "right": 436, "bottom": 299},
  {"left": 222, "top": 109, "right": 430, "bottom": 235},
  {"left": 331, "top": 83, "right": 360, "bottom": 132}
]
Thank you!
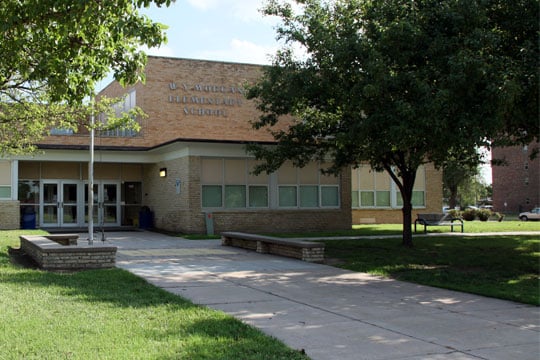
[
  {"left": 462, "top": 208, "right": 477, "bottom": 221},
  {"left": 448, "top": 209, "right": 461, "bottom": 219},
  {"left": 477, "top": 209, "right": 492, "bottom": 221}
]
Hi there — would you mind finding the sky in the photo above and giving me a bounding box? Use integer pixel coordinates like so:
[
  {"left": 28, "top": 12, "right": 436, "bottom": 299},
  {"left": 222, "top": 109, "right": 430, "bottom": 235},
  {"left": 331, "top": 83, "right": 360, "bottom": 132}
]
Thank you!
[{"left": 140, "top": 0, "right": 280, "bottom": 64}]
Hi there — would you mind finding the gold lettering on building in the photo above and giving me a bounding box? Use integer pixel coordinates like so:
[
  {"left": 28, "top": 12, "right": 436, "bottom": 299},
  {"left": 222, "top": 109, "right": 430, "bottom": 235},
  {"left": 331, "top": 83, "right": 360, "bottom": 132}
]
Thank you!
[{"left": 167, "top": 82, "right": 244, "bottom": 117}]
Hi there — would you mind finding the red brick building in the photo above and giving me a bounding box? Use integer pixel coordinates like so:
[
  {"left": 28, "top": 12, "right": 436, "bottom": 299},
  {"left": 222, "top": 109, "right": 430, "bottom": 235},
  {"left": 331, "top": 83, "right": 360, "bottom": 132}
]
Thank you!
[
  {"left": 492, "top": 143, "right": 540, "bottom": 214},
  {"left": 0, "top": 56, "right": 443, "bottom": 231}
]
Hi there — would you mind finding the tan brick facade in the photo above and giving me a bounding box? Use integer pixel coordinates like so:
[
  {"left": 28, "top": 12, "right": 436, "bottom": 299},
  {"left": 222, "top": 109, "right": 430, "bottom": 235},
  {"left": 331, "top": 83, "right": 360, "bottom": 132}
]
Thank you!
[
  {"left": 143, "top": 155, "right": 352, "bottom": 234},
  {"left": 39, "top": 57, "right": 281, "bottom": 148},
  {"left": 0, "top": 200, "right": 20, "bottom": 229}
]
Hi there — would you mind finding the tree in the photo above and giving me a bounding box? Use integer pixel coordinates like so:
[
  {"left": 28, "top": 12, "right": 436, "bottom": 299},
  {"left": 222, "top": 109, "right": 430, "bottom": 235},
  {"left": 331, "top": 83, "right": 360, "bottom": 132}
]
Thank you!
[
  {"left": 247, "top": 0, "right": 539, "bottom": 247},
  {"left": 442, "top": 148, "right": 483, "bottom": 209},
  {"left": 0, "top": 0, "right": 172, "bottom": 153}
]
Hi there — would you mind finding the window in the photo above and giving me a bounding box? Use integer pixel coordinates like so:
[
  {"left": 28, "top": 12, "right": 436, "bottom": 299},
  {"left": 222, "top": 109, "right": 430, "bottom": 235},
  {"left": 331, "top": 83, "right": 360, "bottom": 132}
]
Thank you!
[
  {"left": 100, "top": 89, "right": 140, "bottom": 137},
  {"left": 277, "top": 161, "right": 340, "bottom": 209},
  {"left": 249, "top": 186, "right": 268, "bottom": 207},
  {"left": 201, "top": 158, "right": 340, "bottom": 209},
  {"left": 279, "top": 186, "right": 297, "bottom": 207},
  {"left": 201, "top": 158, "right": 268, "bottom": 209},
  {"left": 352, "top": 165, "right": 426, "bottom": 209},
  {"left": 321, "top": 186, "right": 339, "bottom": 207},
  {"left": 202, "top": 185, "right": 222, "bottom": 207},
  {"left": 225, "top": 185, "right": 246, "bottom": 208},
  {"left": 49, "top": 128, "right": 74, "bottom": 135},
  {"left": 18, "top": 180, "right": 40, "bottom": 226},
  {"left": 300, "top": 186, "right": 318, "bottom": 207},
  {"left": 0, "top": 161, "right": 12, "bottom": 199}
]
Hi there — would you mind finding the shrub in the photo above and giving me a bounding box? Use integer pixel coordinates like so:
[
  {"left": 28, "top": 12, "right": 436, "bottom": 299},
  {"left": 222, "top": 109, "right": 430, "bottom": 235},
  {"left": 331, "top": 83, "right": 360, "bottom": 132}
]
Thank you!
[
  {"left": 477, "top": 209, "right": 492, "bottom": 221},
  {"left": 462, "top": 208, "right": 477, "bottom": 221},
  {"left": 448, "top": 209, "right": 461, "bottom": 219}
]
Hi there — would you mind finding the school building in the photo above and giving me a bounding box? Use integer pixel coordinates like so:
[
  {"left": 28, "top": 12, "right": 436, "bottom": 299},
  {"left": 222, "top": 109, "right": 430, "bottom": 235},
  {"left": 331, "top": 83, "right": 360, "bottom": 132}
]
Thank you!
[{"left": 0, "top": 56, "right": 442, "bottom": 232}]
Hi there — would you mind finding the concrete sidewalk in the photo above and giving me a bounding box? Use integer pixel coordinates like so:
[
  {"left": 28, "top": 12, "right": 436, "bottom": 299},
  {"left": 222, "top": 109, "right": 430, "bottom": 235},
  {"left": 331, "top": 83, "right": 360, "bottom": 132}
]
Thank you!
[{"left": 101, "top": 231, "right": 538, "bottom": 360}]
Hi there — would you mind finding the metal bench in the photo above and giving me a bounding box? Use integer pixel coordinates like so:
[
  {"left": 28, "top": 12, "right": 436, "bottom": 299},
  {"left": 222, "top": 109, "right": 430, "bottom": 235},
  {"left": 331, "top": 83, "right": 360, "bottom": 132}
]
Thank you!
[{"left": 414, "top": 213, "right": 464, "bottom": 233}]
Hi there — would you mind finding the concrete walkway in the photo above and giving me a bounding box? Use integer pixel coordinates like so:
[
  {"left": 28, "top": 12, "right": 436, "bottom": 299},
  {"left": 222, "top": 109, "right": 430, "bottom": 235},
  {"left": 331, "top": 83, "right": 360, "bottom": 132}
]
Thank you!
[{"left": 99, "top": 231, "right": 538, "bottom": 360}]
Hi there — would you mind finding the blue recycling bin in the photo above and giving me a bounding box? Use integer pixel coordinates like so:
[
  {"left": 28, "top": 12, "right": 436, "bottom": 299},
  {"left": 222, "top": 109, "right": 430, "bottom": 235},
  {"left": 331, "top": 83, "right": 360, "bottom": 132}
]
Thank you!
[
  {"left": 138, "top": 207, "right": 154, "bottom": 229},
  {"left": 22, "top": 211, "right": 36, "bottom": 229}
]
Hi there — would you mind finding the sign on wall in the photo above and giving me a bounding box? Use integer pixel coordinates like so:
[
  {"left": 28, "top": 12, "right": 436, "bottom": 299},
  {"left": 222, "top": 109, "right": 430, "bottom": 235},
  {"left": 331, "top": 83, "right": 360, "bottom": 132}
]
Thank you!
[{"left": 167, "top": 82, "right": 245, "bottom": 117}]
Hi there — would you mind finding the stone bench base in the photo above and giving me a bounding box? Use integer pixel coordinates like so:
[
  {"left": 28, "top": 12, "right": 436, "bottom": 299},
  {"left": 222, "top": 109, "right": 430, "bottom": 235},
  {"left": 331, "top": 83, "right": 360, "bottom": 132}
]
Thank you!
[
  {"left": 221, "top": 231, "right": 324, "bottom": 263},
  {"left": 19, "top": 234, "right": 117, "bottom": 270}
]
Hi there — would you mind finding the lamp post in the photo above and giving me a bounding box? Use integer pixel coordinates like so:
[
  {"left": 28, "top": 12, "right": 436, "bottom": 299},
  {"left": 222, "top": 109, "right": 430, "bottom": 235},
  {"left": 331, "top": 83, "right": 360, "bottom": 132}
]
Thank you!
[{"left": 88, "top": 109, "right": 94, "bottom": 245}]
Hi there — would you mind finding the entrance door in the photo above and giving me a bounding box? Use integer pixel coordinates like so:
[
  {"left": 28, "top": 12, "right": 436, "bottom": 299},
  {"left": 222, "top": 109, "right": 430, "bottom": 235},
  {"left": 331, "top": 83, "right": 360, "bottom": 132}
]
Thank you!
[
  {"left": 84, "top": 182, "right": 120, "bottom": 227},
  {"left": 42, "top": 182, "right": 59, "bottom": 227},
  {"left": 41, "top": 181, "right": 80, "bottom": 227}
]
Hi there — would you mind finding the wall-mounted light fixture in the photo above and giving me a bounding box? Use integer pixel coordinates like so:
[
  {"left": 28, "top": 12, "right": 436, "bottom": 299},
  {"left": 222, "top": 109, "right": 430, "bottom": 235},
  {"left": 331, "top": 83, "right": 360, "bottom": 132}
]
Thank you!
[{"left": 159, "top": 168, "right": 167, "bottom": 177}]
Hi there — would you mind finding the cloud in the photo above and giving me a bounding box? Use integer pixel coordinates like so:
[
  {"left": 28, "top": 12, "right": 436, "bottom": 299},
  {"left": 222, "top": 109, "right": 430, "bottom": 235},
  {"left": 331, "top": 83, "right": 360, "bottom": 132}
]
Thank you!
[
  {"left": 196, "top": 38, "right": 277, "bottom": 65},
  {"left": 141, "top": 44, "right": 176, "bottom": 58}
]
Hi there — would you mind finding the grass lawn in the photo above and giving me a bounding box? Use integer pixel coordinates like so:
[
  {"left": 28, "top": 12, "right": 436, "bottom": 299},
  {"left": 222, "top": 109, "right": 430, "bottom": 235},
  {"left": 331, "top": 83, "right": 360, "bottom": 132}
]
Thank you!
[
  {"left": 0, "top": 230, "right": 309, "bottom": 360},
  {"left": 179, "top": 220, "right": 539, "bottom": 240},
  {"left": 323, "top": 235, "right": 540, "bottom": 305}
]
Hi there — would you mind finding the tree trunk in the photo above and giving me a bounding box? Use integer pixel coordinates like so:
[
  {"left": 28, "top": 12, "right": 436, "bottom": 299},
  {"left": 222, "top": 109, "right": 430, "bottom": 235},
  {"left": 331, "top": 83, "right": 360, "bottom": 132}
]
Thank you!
[
  {"left": 400, "top": 171, "right": 415, "bottom": 248},
  {"left": 385, "top": 163, "right": 416, "bottom": 248},
  {"left": 401, "top": 195, "right": 414, "bottom": 248},
  {"left": 448, "top": 185, "right": 458, "bottom": 209}
]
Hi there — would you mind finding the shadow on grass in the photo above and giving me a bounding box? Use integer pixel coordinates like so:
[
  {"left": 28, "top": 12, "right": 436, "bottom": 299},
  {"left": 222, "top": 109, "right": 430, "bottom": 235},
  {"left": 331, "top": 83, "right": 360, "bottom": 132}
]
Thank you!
[
  {"left": 148, "top": 317, "right": 309, "bottom": 360},
  {"left": 1, "top": 250, "right": 198, "bottom": 309},
  {"left": 323, "top": 235, "right": 540, "bottom": 305},
  {"left": 1, "top": 248, "right": 311, "bottom": 360}
]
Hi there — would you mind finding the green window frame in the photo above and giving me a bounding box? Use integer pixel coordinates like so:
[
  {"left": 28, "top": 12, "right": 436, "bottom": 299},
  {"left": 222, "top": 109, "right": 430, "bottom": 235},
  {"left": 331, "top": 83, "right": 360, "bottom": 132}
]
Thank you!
[
  {"left": 299, "top": 185, "right": 318, "bottom": 207},
  {"left": 202, "top": 185, "right": 222, "bottom": 208},
  {"left": 248, "top": 186, "right": 268, "bottom": 208},
  {"left": 279, "top": 186, "right": 297, "bottom": 207},
  {"left": 321, "top": 186, "right": 339, "bottom": 207},
  {"left": 225, "top": 185, "right": 246, "bottom": 208},
  {"left": 0, "top": 186, "right": 11, "bottom": 199}
]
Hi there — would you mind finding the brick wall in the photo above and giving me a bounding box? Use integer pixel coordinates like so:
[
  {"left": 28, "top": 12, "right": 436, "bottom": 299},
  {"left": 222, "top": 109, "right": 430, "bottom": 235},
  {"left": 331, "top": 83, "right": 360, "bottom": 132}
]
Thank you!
[
  {"left": 0, "top": 200, "right": 20, "bottom": 229},
  {"left": 20, "top": 235, "right": 117, "bottom": 270},
  {"left": 144, "top": 155, "right": 352, "bottom": 234},
  {"left": 492, "top": 144, "right": 540, "bottom": 213},
  {"left": 39, "top": 57, "right": 283, "bottom": 149}
]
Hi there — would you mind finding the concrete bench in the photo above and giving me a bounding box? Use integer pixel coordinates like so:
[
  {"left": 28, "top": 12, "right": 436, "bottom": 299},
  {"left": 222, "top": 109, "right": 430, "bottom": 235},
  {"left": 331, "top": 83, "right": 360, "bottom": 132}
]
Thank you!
[
  {"left": 221, "top": 231, "right": 325, "bottom": 263},
  {"left": 414, "top": 213, "right": 464, "bottom": 233},
  {"left": 19, "top": 234, "right": 117, "bottom": 270}
]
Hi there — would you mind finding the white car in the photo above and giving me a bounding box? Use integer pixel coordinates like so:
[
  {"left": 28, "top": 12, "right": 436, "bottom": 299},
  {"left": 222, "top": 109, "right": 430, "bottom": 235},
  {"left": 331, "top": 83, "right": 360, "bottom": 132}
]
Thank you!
[{"left": 519, "top": 207, "right": 540, "bottom": 221}]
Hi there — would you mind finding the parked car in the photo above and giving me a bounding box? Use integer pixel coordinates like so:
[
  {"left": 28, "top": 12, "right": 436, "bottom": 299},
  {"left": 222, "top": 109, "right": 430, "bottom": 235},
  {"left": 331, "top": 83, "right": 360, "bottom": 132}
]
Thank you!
[{"left": 519, "top": 207, "right": 540, "bottom": 221}]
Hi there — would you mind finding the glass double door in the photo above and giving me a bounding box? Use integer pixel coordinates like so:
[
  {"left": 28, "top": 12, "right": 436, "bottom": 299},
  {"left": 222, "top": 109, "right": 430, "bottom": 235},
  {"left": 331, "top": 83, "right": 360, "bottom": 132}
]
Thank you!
[
  {"left": 41, "top": 180, "right": 120, "bottom": 227},
  {"left": 85, "top": 182, "right": 120, "bottom": 227}
]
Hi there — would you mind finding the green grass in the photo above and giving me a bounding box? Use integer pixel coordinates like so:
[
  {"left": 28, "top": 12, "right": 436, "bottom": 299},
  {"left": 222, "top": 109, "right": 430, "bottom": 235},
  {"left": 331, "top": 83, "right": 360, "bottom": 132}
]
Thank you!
[
  {"left": 0, "top": 230, "right": 308, "bottom": 360},
  {"left": 159, "top": 220, "right": 539, "bottom": 240},
  {"left": 271, "top": 220, "right": 540, "bottom": 238},
  {"left": 323, "top": 235, "right": 540, "bottom": 305}
]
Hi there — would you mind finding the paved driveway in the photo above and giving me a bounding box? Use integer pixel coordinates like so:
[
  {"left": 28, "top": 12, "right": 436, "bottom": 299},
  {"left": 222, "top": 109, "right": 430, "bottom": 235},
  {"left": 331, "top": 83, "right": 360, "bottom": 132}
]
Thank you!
[{"left": 101, "top": 231, "right": 539, "bottom": 360}]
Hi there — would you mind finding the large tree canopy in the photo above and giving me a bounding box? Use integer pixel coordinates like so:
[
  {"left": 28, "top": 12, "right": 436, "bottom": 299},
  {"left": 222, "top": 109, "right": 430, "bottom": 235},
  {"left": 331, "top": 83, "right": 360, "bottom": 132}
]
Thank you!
[
  {"left": 247, "top": 0, "right": 539, "bottom": 246},
  {"left": 0, "top": 0, "right": 172, "bottom": 154}
]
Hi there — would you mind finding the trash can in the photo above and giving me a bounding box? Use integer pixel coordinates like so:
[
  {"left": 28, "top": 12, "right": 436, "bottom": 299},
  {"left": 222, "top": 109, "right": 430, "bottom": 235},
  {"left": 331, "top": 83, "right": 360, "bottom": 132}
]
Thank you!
[
  {"left": 21, "top": 208, "right": 36, "bottom": 229},
  {"left": 138, "top": 206, "right": 154, "bottom": 229}
]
